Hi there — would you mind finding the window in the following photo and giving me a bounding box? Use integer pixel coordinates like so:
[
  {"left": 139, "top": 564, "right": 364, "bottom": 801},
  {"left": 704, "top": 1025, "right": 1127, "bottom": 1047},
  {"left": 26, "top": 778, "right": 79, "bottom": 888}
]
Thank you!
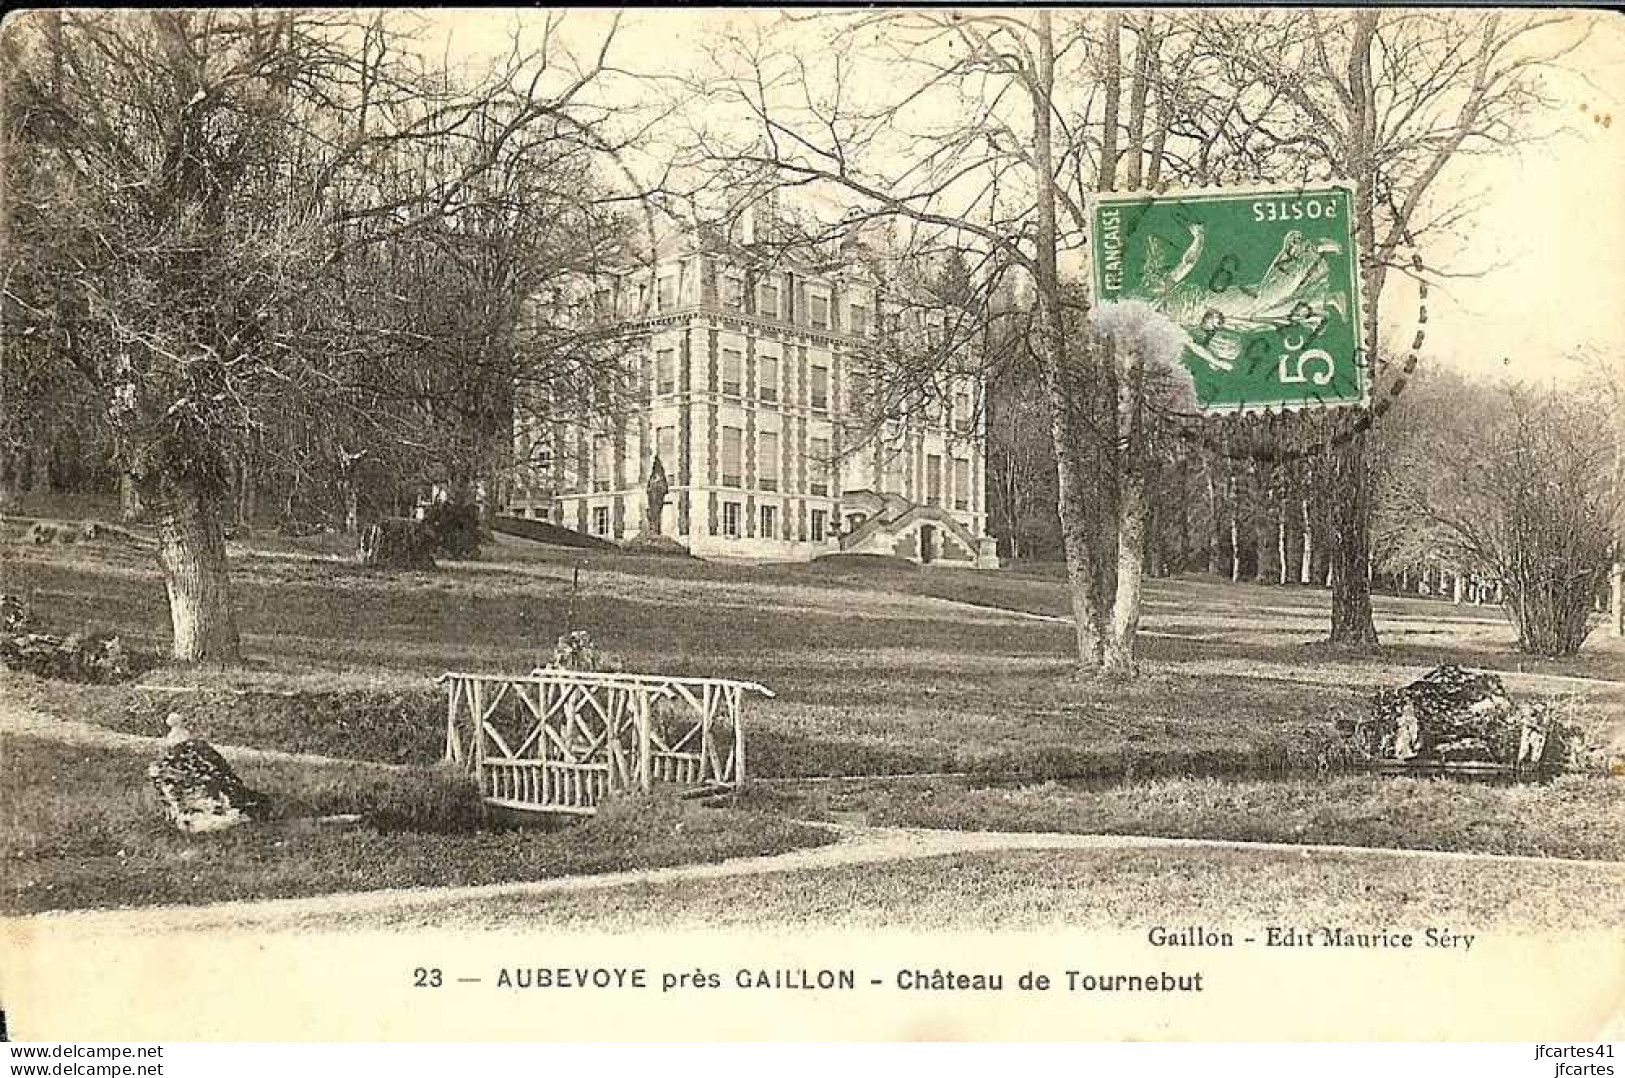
[
  {"left": 656, "top": 349, "right": 676, "bottom": 395},
  {"left": 656, "top": 276, "right": 676, "bottom": 311},
  {"left": 849, "top": 304, "right": 869, "bottom": 336},
  {"left": 721, "top": 348, "right": 743, "bottom": 396},
  {"left": 758, "top": 353, "right": 779, "bottom": 402},
  {"left": 759, "top": 279, "right": 780, "bottom": 319},
  {"left": 760, "top": 504, "right": 778, "bottom": 539},
  {"left": 954, "top": 391, "right": 973, "bottom": 433},
  {"left": 810, "top": 365, "right": 829, "bottom": 411},
  {"left": 809, "top": 293, "right": 829, "bottom": 330},
  {"left": 926, "top": 454, "right": 943, "bottom": 507},
  {"left": 595, "top": 287, "right": 614, "bottom": 319},
  {"left": 758, "top": 430, "right": 779, "bottom": 492},
  {"left": 721, "top": 426, "right": 743, "bottom": 487},
  {"left": 592, "top": 436, "right": 613, "bottom": 493},
  {"left": 809, "top": 436, "right": 830, "bottom": 496},
  {"left": 723, "top": 275, "right": 744, "bottom": 310},
  {"left": 883, "top": 449, "right": 906, "bottom": 494},
  {"left": 722, "top": 501, "right": 742, "bottom": 538},
  {"left": 811, "top": 509, "right": 828, "bottom": 543},
  {"left": 635, "top": 282, "right": 649, "bottom": 313},
  {"left": 592, "top": 506, "right": 610, "bottom": 536},
  {"left": 954, "top": 458, "right": 971, "bottom": 511},
  {"left": 655, "top": 425, "right": 677, "bottom": 470}
]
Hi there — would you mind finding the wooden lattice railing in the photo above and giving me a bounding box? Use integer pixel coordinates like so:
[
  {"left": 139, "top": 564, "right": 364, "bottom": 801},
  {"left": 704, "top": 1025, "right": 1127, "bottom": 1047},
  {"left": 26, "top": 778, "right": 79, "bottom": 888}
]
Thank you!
[{"left": 436, "top": 669, "right": 774, "bottom": 815}]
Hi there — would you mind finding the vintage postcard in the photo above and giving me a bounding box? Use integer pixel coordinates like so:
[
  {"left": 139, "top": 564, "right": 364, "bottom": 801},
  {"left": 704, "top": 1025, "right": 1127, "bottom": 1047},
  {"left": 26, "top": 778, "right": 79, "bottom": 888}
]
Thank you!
[{"left": 1, "top": 6, "right": 1622, "bottom": 1043}]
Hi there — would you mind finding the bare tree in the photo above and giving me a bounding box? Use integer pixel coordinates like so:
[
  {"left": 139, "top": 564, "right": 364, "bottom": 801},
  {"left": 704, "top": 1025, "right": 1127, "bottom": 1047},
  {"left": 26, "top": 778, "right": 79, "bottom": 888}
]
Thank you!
[
  {"left": 1384, "top": 377, "right": 1618, "bottom": 656},
  {"left": 673, "top": 10, "right": 1223, "bottom": 673},
  {"left": 2, "top": 10, "right": 638, "bottom": 662},
  {"left": 1211, "top": 9, "right": 1587, "bottom": 646},
  {"left": 986, "top": 362, "right": 1058, "bottom": 561}
]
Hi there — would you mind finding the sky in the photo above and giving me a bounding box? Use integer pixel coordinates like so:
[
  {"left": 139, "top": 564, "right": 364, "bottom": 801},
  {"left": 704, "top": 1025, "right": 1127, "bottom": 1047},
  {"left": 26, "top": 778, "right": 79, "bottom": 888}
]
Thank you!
[{"left": 418, "top": 7, "right": 1625, "bottom": 389}]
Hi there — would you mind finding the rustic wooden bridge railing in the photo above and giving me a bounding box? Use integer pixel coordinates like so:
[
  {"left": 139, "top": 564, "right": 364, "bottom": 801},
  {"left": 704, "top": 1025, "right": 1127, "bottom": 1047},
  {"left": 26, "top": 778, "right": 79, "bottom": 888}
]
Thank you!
[{"left": 436, "top": 669, "right": 775, "bottom": 816}]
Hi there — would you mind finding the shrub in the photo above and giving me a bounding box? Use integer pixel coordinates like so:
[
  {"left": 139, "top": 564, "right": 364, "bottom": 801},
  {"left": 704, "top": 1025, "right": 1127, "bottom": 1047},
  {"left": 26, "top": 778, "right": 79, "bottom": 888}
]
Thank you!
[
  {"left": 548, "top": 630, "right": 622, "bottom": 672},
  {"left": 422, "top": 502, "right": 482, "bottom": 560},
  {"left": 358, "top": 518, "right": 436, "bottom": 570}
]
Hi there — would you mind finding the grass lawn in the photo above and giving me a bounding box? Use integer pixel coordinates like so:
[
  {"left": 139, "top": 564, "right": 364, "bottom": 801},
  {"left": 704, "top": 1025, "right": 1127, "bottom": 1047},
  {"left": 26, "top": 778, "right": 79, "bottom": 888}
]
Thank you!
[
  {"left": 298, "top": 845, "right": 1625, "bottom": 935},
  {"left": 5, "top": 540, "right": 1380, "bottom": 782},
  {"left": 0, "top": 733, "right": 833, "bottom": 914},
  {"left": 743, "top": 771, "right": 1625, "bottom": 861},
  {"left": 13, "top": 539, "right": 1620, "bottom": 782},
  {"left": 3, "top": 530, "right": 1623, "bottom": 916}
]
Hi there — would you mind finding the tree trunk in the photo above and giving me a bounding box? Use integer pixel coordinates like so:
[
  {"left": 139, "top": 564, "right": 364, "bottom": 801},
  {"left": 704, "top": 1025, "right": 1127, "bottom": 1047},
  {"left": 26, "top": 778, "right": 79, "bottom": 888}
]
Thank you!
[
  {"left": 1328, "top": 16, "right": 1385, "bottom": 646},
  {"left": 28, "top": 447, "right": 51, "bottom": 494},
  {"left": 1252, "top": 461, "right": 1279, "bottom": 584},
  {"left": 1610, "top": 559, "right": 1623, "bottom": 636},
  {"left": 1034, "top": 9, "right": 1103, "bottom": 669},
  {"left": 153, "top": 478, "right": 242, "bottom": 664},
  {"left": 1327, "top": 432, "right": 1379, "bottom": 646},
  {"left": 0, "top": 450, "right": 18, "bottom": 506},
  {"left": 1041, "top": 309, "right": 1104, "bottom": 667},
  {"left": 1228, "top": 477, "right": 1241, "bottom": 584},
  {"left": 1277, "top": 512, "right": 1290, "bottom": 585},
  {"left": 239, "top": 462, "right": 257, "bottom": 527},
  {"left": 341, "top": 475, "right": 360, "bottom": 535},
  {"left": 119, "top": 472, "right": 143, "bottom": 523},
  {"left": 1299, "top": 498, "right": 1313, "bottom": 585},
  {"left": 1106, "top": 456, "right": 1146, "bottom": 675},
  {"left": 1145, "top": 501, "right": 1165, "bottom": 578},
  {"left": 1206, "top": 469, "right": 1222, "bottom": 576},
  {"left": 1105, "top": 343, "right": 1148, "bottom": 676}
]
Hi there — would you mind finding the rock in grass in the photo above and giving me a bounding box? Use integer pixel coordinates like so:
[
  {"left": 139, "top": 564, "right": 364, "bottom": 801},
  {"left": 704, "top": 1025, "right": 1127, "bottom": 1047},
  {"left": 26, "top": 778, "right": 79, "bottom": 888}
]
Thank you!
[
  {"left": 0, "top": 628, "right": 131, "bottom": 682},
  {"left": 1355, "top": 665, "right": 1589, "bottom": 770},
  {"left": 1362, "top": 665, "right": 1515, "bottom": 763},
  {"left": 1, "top": 594, "right": 32, "bottom": 632},
  {"left": 147, "top": 714, "right": 273, "bottom": 833}
]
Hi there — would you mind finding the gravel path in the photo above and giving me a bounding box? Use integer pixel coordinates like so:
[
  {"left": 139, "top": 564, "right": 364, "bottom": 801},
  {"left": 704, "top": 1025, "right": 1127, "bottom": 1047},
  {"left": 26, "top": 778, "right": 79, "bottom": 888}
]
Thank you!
[{"left": 13, "top": 822, "right": 1625, "bottom": 937}]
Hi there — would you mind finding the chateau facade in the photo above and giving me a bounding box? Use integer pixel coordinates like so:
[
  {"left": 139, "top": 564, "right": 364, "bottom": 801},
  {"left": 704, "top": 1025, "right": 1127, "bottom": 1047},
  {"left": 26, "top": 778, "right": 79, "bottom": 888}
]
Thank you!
[{"left": 506, "top": 230, "right": 998, "bottom": 568}]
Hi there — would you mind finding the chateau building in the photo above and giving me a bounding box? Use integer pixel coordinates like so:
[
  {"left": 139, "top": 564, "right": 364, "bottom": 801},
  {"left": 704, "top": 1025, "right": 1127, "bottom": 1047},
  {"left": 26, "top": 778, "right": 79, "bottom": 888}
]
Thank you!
[{"left": 506, "top": 223, "right": 999, "bottom": 568}]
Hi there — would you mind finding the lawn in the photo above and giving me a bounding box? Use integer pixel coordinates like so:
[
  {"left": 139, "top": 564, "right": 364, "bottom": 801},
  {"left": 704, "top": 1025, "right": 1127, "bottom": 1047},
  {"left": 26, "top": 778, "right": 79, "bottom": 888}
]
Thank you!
[
  {"left": 291, "top": 844, "right": 1625, "bottom": 935},
  {"left": 741, "top": 771, "right": 1625, "bottom": 861},
  {"left": 0, "top": 733, "right": 832, "bottom": 914},
  {"left": 3, "top": 528, "right": 1622, "bottom": 915},
  {"left": 6, "top": 539, "right": 1377, "bottom": 782}
]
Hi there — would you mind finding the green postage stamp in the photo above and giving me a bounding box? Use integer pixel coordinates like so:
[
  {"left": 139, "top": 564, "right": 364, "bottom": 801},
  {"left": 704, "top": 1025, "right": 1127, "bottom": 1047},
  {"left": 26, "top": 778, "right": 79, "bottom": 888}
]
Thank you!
[{"left": 1089, "top": 182, "right": 1367, "bottom": 414}]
